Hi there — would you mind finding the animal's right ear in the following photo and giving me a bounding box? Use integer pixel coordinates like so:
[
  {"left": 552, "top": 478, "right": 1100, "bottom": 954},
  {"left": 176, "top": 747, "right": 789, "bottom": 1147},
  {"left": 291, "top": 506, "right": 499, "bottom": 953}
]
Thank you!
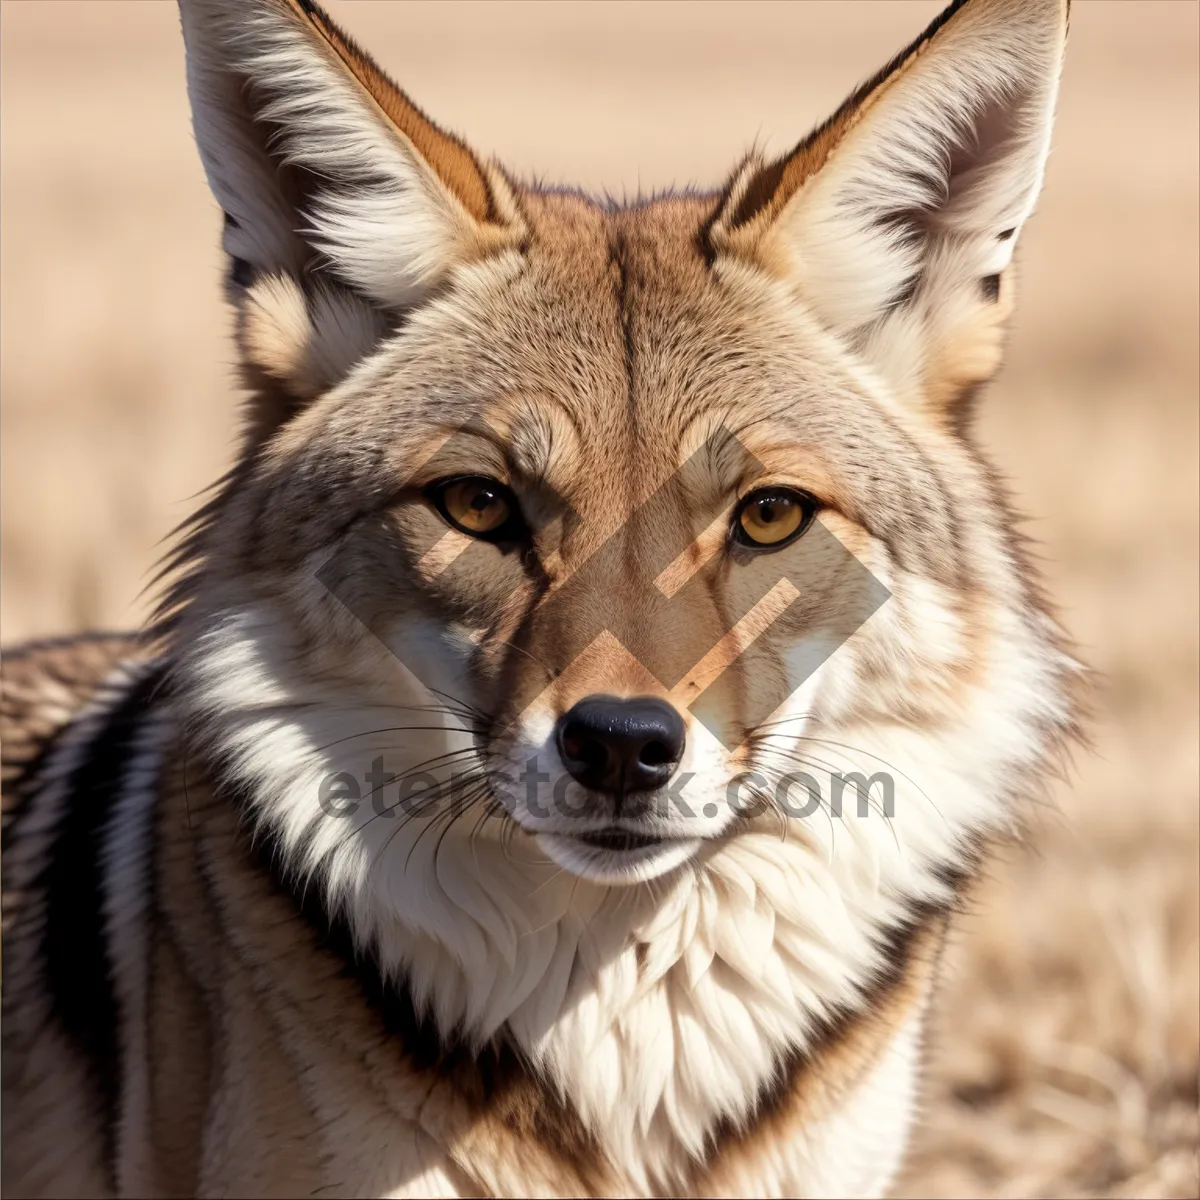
[{"left": 178, "top": 0, "right": 523, "bottom": 408}]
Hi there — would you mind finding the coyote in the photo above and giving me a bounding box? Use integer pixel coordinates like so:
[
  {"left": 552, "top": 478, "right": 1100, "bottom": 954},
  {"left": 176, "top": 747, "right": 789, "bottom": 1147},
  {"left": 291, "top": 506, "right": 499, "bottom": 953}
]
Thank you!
[{"left": 2, "top": 0, "right": 1077, "bottom": 1195}]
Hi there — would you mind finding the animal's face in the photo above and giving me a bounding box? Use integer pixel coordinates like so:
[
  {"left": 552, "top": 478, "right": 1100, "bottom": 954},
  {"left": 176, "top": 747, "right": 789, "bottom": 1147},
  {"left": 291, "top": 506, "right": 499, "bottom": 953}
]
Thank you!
[{"left": 175, "top": 0, "right": 1073, "bottom": 887}]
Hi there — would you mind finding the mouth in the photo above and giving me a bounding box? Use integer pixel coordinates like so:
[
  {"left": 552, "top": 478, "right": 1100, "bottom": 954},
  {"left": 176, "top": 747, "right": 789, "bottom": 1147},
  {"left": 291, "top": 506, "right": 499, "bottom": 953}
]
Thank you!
[
  {"left": 571, "top": 828, "right": 667, "bottom": 853},
  {"left": 537, "top": 826, "right": 701, "bottom": 883}
]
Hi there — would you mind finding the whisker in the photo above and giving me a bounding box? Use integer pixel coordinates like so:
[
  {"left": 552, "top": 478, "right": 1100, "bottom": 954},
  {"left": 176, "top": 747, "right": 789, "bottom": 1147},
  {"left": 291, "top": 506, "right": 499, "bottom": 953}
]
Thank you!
[
  {"left": 420, "top": 684, "right": 494, "bottom": 725},
  {"left": 322, "top": 750, "right": 486, "bottom": 854},
  {"left": 751, "top": 730, "right": 947, "bottom": 828},
  {"left": 305, "top": 724, "right": 483, "bottom": 758},
  {"left": 752, "top": 763, "right": 839, "bottom": 854},
  {"left": 753, "top": 746, "right": 901, "bottom": 854},
  {"left": 747, "top": 711, "right": 815, "bottom": 733},
  {"left": 474, "top": 636, "right": 555, "bottom": 685}
]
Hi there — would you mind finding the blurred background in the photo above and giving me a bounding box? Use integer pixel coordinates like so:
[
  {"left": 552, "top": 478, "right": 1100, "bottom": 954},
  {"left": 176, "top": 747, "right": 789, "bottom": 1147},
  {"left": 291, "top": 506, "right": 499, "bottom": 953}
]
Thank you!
[{"left": 2, "top": 2, "right": 1196, "bottom": 1195}]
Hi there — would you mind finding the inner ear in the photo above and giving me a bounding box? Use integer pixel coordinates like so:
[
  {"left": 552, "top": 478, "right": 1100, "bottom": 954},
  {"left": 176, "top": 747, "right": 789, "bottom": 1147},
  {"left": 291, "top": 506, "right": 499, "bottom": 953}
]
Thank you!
[{"left": 939, "top": 89, "right": 1039, "bottom": 232}]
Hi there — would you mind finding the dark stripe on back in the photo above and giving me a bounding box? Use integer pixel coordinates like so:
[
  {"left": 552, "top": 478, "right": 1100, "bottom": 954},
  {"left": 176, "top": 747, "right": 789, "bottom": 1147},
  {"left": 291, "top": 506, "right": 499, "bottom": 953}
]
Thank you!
[
  {"left": 37, "top": 665, "right": 166, "bottom": 1176},
  {"left": 3, "top": 720, "right": 72, "bottom": 859},
  {"left": 1, "top": 632, "right": 144, "bottom": 853}
]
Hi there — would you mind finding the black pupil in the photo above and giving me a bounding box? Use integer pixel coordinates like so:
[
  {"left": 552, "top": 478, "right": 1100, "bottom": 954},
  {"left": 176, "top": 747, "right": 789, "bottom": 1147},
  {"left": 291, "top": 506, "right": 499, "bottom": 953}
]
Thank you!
[
  {"left": 759, "top": 497, "right": 788, "bottom": 522},
  {"left": 471, "top": 488, "right": 497, "bottom": 512}
]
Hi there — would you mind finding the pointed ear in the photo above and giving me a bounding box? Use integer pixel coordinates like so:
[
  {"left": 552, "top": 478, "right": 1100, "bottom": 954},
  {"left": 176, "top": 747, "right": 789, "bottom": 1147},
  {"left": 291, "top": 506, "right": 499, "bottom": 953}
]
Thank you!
[
  {"left": 178, "top": 0, "right": 523, "bottom": 407},
  {"left": 709, "top": 0, "right": 1068, "bottom": 418}
]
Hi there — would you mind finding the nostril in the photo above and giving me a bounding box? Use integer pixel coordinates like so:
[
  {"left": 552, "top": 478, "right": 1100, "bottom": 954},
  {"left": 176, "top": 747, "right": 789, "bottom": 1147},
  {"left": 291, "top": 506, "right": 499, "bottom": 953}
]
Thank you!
[
  {"left": 560, "top": 725, "right": 583, "bottom": 760},
  {"left": 561, "top": 723, "right": 607, "bottom": 769},
  {"left": 638, "top": 740, "right": 674, "bottom": 768}
]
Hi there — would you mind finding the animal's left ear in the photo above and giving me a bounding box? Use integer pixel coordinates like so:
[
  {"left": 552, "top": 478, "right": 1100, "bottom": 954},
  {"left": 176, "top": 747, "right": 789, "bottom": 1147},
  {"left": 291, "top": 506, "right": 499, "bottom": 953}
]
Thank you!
[{"left": 709, "top": 0, "right": 1069, "bottom": 418}]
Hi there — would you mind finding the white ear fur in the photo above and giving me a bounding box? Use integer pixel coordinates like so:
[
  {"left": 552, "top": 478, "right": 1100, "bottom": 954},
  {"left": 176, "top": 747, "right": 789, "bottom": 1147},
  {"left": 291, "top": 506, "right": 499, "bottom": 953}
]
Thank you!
[
  {"left": 717, "top": 0, "right": 1068, "bottom": 407},
  {"left": 240, "top": 273, "right": 388, "bottom": 400},
  {"left": 178, "top": 0, "right": 519, "bottom": 309}
]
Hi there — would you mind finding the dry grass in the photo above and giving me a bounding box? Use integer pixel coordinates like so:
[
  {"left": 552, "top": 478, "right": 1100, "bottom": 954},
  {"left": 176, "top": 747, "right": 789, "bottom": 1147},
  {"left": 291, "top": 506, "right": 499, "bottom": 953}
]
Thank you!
[{"left": 2, "top": 2, "right": 1197, "bottom": 1195}]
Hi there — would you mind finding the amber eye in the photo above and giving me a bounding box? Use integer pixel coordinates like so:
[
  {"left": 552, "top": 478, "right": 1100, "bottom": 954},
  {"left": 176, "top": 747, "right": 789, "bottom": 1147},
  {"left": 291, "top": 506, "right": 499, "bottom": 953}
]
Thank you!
[
  {"left": 734, "top": 488, "right": 815, "bottom": 548},
  {"left": 428, "top": 476, "right": 522, "bottom": 541}
]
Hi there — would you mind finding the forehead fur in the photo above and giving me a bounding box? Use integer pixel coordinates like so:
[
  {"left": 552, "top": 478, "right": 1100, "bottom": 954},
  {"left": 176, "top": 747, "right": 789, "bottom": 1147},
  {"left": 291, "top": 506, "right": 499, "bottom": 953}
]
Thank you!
[{"left": 252, "top": 188, "right": 966, "bottom": 588}]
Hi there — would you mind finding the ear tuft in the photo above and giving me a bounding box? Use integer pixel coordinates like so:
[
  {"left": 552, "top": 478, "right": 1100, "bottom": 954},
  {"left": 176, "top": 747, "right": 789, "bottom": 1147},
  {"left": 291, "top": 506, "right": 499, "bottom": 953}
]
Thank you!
[{"left": 237, "top": 273, "right": 385, "bottom": 402}]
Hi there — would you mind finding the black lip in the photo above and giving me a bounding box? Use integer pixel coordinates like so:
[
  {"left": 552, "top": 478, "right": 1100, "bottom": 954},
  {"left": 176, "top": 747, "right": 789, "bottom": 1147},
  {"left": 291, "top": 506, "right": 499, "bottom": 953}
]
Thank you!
[{"left": 571, "top": 829, "right": 666, "bottom": 853}]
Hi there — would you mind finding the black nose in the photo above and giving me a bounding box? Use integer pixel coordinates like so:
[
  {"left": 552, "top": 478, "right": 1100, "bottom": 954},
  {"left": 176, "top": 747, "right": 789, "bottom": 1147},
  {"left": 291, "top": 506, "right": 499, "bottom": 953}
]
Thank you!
[{"left": 556, "top": 695, "right": 686, "bottom": 795}]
